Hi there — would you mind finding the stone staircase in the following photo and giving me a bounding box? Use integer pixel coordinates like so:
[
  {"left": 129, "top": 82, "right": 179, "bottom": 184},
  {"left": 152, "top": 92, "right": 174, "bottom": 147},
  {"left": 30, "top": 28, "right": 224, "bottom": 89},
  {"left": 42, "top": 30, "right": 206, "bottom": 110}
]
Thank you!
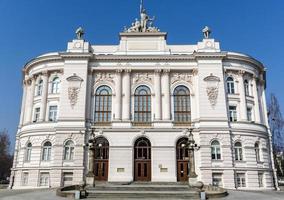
[{"left": 86, "top": 182, "right": 200, "bottom": 199}]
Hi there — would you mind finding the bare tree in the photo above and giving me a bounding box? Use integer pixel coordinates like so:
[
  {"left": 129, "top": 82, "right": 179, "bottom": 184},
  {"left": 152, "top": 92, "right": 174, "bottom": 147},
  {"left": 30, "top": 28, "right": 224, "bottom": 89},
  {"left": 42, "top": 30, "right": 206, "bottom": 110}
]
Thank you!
[
  {"left": 0, "top": 129, "right": 13, "bottom": 181},
  {"left": 268, "top": 94, "right": 284, "bottom": 151},
  {"left": 268, "top": 94, "right": 284, "bottom": 177}
]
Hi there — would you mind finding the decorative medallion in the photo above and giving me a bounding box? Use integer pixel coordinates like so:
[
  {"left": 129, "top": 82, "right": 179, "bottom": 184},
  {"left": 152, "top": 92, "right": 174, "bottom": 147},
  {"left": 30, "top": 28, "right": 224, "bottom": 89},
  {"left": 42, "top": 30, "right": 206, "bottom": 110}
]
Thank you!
[{"left": 204, "top": 74, "right": 220, "bottom": 108}]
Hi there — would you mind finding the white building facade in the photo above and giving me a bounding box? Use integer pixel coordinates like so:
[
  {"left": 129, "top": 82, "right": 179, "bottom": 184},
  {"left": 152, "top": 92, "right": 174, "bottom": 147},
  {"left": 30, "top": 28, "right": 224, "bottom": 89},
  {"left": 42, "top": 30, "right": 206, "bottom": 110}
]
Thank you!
[{"left": 10, "top": 13, "right": 277, "bottom": 190}]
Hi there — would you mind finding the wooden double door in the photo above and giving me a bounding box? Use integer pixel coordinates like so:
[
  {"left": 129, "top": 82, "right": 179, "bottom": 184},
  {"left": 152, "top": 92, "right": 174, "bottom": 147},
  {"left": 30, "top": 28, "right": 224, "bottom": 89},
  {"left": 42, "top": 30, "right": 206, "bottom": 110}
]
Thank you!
[
  {"left": 176, "top": 138, "right": 189, "bottom": 182},
  {"left": 94, "top": 137, "right": 109, "bottom": 181},
  {"left": 134, "top": 138, "right": 151, "bottom": 181}
]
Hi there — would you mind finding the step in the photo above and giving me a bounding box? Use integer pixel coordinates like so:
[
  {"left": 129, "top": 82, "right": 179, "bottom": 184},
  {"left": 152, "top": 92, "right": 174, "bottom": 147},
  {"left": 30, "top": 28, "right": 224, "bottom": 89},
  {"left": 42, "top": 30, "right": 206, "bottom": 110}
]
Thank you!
[
  {"left": 88, "top": 185, "right": 190, "bottom": 191},
  {"left": 87, "top": 190, "right": 199, "bottom": 199}
]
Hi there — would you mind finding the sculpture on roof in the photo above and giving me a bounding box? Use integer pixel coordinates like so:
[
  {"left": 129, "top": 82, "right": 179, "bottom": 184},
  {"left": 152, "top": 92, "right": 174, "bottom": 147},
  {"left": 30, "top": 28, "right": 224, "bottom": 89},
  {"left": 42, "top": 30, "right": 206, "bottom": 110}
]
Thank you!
[
  {"left": 202, "top": 26, "right": 211, "bottom": 39},
  {"left": 76, "top": 27, "right": 84, "bottom": 39},
  {"left": 124, "top": 0, "right": 160, "bottom": 33}
]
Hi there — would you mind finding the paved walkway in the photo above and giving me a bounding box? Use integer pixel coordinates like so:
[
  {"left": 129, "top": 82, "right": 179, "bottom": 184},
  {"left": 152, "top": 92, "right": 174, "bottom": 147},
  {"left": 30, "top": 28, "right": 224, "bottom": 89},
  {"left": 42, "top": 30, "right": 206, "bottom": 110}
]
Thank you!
[{"left": 0, "top": 188, "right": 284, "bottom": 200}]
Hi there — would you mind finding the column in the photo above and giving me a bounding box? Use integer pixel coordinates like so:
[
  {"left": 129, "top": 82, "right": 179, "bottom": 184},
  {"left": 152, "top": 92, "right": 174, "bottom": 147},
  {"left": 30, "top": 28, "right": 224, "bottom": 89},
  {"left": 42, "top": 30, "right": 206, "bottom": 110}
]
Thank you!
[
  {"left": 19, "top": 80, "right": 27, "bottom": 126},
  {"left": 122, "top": 69, "right": 131, "bottom": 120},
  {"left": 114, "top": 69, "right": 122, "bottom": 120},
  {"left": 260, "top": 80, "right": 269, "bottom": 126},
  {"left": 27, "top": 77, "right": 36, "bottom": 123},
  {"left": 252, "top": 76, "right": 261, "bottom": 123},
  {"left": 40, "top": 71, "right": 49, "bottom": 121},
  {"left": 154, "top": 69, "right": 162, "bottom": 120},
  {"left": 162, "top": 69, "right": 171, "bottom": 120},
  {"left": 238, "top": 70, "right": 247, "bottom": 121}
]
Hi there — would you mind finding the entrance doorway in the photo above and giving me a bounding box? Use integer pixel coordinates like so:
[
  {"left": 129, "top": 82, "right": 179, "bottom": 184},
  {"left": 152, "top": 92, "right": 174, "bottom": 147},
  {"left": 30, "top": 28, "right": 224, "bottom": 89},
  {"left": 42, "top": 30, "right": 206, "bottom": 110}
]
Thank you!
[
  {"left": 94, "top": 137, "right": 109, "bottom": 181},
  {"left": 134, "top": 137, "right": 151, "bottom": 181},
  {"left": 176, "top": 137, "right": 189, "bottom": 182}
]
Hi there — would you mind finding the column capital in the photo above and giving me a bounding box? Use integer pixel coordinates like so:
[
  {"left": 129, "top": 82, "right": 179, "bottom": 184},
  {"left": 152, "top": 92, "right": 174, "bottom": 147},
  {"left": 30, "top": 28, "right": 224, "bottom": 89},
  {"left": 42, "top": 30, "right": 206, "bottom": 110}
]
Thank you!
[
  {"left": 116, "top": 69, "right": 123, "bottom": 73},
  {"left": 41, "top": 70, "right": 49, "bottom": 76},
  {"left": 238, "top": 70, "right": 246, "bottom": 76},
  {"left": 154, "top": 69, "right": 162, "bottom": 73},
  {"left": 192, "top": 68, "right": 198, "bottom": 76},
  {"left": 162, "top": 69, "right": 171, "bottom": 74},
  {"left": 124, "top": 69, "right": 132, "bottom": 73}
]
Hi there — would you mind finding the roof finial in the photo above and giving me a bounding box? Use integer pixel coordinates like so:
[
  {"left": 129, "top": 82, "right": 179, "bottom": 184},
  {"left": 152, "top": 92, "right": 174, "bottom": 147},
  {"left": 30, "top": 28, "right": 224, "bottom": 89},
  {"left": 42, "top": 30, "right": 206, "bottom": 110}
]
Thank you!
[
  {"left": 140, "top": 0, "right": 144, "bottom": 15},
  {"left": 202, "top": 26, "right": 211, "bottom": 39}
]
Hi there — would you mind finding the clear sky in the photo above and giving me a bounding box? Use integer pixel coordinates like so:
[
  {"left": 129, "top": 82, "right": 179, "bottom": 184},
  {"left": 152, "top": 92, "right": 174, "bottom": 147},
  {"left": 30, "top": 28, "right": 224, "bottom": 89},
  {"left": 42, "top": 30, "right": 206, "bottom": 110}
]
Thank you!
[{"left": 0, "top": 0, "right": 283, "bottom": 151}]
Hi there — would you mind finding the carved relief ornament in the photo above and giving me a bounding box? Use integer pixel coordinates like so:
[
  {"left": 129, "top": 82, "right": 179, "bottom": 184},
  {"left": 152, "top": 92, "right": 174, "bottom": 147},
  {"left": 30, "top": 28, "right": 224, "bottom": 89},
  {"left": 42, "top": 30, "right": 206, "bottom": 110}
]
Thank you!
[
  {"left": 67, "top": 74, "right": 83, "bottom": 109},
  {"left": 171, "top": 73, "right": 193, "bottom": 84},
  {"left": 94, "top": 72, "right": 114, "bottom": 84},
  {"left": 133, "top": 73, "right": 153, "bottom": 84},
  {"left": 203, "top": 74, "right": 220, "bottom": 108}
]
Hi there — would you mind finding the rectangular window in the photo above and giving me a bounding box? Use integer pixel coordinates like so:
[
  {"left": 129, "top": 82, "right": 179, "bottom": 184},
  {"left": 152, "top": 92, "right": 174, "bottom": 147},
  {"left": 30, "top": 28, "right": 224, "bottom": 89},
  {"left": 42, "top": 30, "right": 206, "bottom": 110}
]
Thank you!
[
  {"left": 229, "top": 106, "right": 237, "bottom": 122},
  {"left": 247, "top": 107, "right": 252, "bottom": 122},
  {"left": 212, "top": 173, "right": 223, "bottom": 187},
  {"left": 236, "top": 173, "right": 246, "bottom": 188},
  {"left": 39, "top": 172, "right": 50, "bottom": 187},
  {"left": 22, "top": 172, "right": 29, "bottom": 186},
  {"left": 62, "top": 172, "right": 73, "bottom": 186},
  {"left": 258, "top": 173, "right": 264, "bottom": 187},
  {"left": 48, "top": 106, "right": 58, "bottom": 122},
  {"left": 34, "top": 107, "right": 40, "bottom": 122}
]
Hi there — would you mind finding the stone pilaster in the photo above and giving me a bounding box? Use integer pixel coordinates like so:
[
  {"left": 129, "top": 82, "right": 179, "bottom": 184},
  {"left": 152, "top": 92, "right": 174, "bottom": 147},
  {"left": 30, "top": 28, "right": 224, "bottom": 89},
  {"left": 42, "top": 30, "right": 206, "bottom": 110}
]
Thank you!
[
  {"left": 27, "top": 76, "right": 36, "bottom": 123},
  {"left": 162, "top": 69, "right": 171, "bottom": 120},
  {"left": 252, "top": 76, "right": 261, "bottom": 123},
  {"left": 40, "top": 71, "right": 49, "bottom": 121},
  {"left": 19, "top": 80, "right": 28, "bottom": 126},
  {"left": 154, "top": 69, "right": 162, "bottom": 120},
  {"left": 238, "top": 70, "right": 247, "bottom": 121},
  {"left": 86, "top": 144, "right": 95, "bottom": 186},
  {"left": 114, "top": 69, "right": 123, "bottom": 120},
  {"left": 122, "top": 69, "right": 131, "bottom": 121}
]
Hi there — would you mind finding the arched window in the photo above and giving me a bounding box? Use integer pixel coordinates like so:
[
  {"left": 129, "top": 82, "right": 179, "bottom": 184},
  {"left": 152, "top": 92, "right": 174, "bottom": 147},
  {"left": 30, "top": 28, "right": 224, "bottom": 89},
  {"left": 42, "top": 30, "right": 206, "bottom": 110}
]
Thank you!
[
  {"left": 25, "top": 142, "right": 32, "bottom": 162},
  {"left": 211, "top": 140, "right": 221, "bottom": 160},
  {"left": 226, "top": 77, "right": 235, "bottom": 94},
  {"left": 64, "top": 140, "right": 75, "bottom": 161},
  {"left": 234, "top": 142, "right": 243, "bottom": 161},
  {"left": 95, "top": 86, "right": 112, "bottom": 123},
  {"left": 134, "top": 137, "right": 151, "bottom": 160},
  {"left": 173, "top": 86, "right": 191, "bottom": 123},
  {"left": 255, "top": 142, "right": 260, "bottom": 162},
  {"left": 51, "top": 77, "right": 60, "bottom": 94},
  {"left": 134, "top": 86, "right": 151, "bottom": 123},
  {"left": 42, "top": 141, "right": 52, "bottom": 161},
  {"left": 244, "top": 80, "right": 249, "bottom": 96},
  {"left": 37, "top": 79, "right": 43, "bottom": 96},
  {"left": 94, "top": 137, "right": 109, "bottom": 160}
]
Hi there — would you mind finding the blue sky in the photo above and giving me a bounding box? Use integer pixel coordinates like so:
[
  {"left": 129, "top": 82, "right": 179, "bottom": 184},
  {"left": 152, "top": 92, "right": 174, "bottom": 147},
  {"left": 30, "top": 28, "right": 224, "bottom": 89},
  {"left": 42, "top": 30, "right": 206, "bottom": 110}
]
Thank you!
[{"left": 0, "top": 0, "right": 283, "bottom": 151}]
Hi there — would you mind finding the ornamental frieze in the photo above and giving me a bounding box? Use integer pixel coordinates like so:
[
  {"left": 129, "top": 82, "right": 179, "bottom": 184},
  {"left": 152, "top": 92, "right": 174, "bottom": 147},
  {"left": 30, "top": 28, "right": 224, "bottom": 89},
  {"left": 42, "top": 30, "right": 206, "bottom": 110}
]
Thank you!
[
  {"left": 133, "top": 73, "right": 153, "bottom": 84},
  {"left": 171, "top": 73, "right": 193, "bottom": 84},
  {"left": 94, "top": 72, "right": 114, "bottom": 84}
]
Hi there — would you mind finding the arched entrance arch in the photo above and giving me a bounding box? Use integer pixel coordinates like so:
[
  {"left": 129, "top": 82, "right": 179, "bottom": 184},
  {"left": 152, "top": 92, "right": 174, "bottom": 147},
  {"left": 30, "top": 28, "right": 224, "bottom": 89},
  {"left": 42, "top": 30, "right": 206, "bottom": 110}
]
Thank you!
[
  {"left": 134, "top": 137, "right": 151, "bottom": 181},
  {"left": 94, "top": 137, "right": 109, "bottom": 181},
  {"left": 176, "top": 137, "right": 189, "bottom": 182}
]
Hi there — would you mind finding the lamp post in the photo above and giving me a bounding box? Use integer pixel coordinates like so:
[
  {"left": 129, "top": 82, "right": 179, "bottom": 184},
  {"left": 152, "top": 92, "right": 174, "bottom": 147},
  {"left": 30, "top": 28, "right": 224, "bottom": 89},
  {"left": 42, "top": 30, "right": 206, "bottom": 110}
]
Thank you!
[
  {"left": 86, "top": 127, "right": 95, "bottom": 187},
  {"left": 186, "top": 127, "right": 203, "bottom": 190}
]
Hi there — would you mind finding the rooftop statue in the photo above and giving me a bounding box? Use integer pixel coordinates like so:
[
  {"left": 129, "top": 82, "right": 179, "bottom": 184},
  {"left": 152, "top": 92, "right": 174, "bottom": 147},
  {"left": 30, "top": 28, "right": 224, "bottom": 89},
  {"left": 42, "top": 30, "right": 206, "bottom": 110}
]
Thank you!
[
  {"left": 202, "top": 26, "right": 211, "bottom": 39},
  {"left": 125, "top": 0, "right": 160, "bottom": 33},
  {"left": 76, "top": 27, "right": 85, "bottom": 39}
]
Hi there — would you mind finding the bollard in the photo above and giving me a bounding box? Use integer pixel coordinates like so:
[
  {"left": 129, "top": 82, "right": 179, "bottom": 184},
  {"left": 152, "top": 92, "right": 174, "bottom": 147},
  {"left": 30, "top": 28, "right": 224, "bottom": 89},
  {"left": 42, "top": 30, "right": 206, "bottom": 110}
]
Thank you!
[
  {"left": 75, "top": 190, "right": 80, "bottom": 199},
  {"left": 200, "top": 191, "right": 206, "bottom": 200}
]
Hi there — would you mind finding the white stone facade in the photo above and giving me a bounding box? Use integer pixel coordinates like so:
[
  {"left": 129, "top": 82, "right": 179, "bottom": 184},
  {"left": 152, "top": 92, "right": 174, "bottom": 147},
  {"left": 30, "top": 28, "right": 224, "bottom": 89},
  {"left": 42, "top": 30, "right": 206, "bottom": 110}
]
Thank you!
[{"left": 10, "top": 29, "right": 277, "bottom": 190}]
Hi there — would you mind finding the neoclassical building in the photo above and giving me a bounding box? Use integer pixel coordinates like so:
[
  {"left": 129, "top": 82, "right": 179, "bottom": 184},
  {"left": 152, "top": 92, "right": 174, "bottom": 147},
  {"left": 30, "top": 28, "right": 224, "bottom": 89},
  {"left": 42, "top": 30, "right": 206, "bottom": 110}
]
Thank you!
[{"left": 10, "top": 6, "right": 277, "bottom": 190}]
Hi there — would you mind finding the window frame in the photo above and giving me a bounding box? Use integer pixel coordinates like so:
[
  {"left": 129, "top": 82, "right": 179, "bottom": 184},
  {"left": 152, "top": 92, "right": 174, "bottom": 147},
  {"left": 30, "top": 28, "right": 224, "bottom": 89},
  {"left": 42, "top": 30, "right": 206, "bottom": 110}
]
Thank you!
[
  {"left": 63, "top": 140, "right": 75, "bottom": 161},
  {"left": 173, "top": 85, "right": 191, "bottom": 123},
  {"left": 211, "top": 140, "right": 221, "bottom": 160},
  {"left": 244, "top": 79, "right": 250, "bottom": 96},
  {"left": 234, "top": 142, "right": 243, "bottom": 161},
  {"left": 236, "top": 173, "right": 246, "bottom": 188},
  {"left": 25, "top": 142, "right": 32, "bottom": 162},
  {"left": 48, "top": 105, "right": 58, "bottom": 122},
  {"left": 42, "top": 141, "right": 52, "bottom": 161},
  {"left": 36, "top": 79, "right": 43, "bottom": 96},
  {"left": 34, "top": 107, "right": 41, "bottom": 122},
  {"left": 51, "top": 77, "right": 60, "bottom": 94},
  {"left": 133, "top": 85, "right": 152, "bottom": 123},
  {"left": 229, "top": 106, "right": 238, "bottom": 122},
  {"left": 226, "top": 77, "right": 235, "bottom": 94},
  {"left": 94, "top": 85, "right": 112, "bottom": 123}
]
